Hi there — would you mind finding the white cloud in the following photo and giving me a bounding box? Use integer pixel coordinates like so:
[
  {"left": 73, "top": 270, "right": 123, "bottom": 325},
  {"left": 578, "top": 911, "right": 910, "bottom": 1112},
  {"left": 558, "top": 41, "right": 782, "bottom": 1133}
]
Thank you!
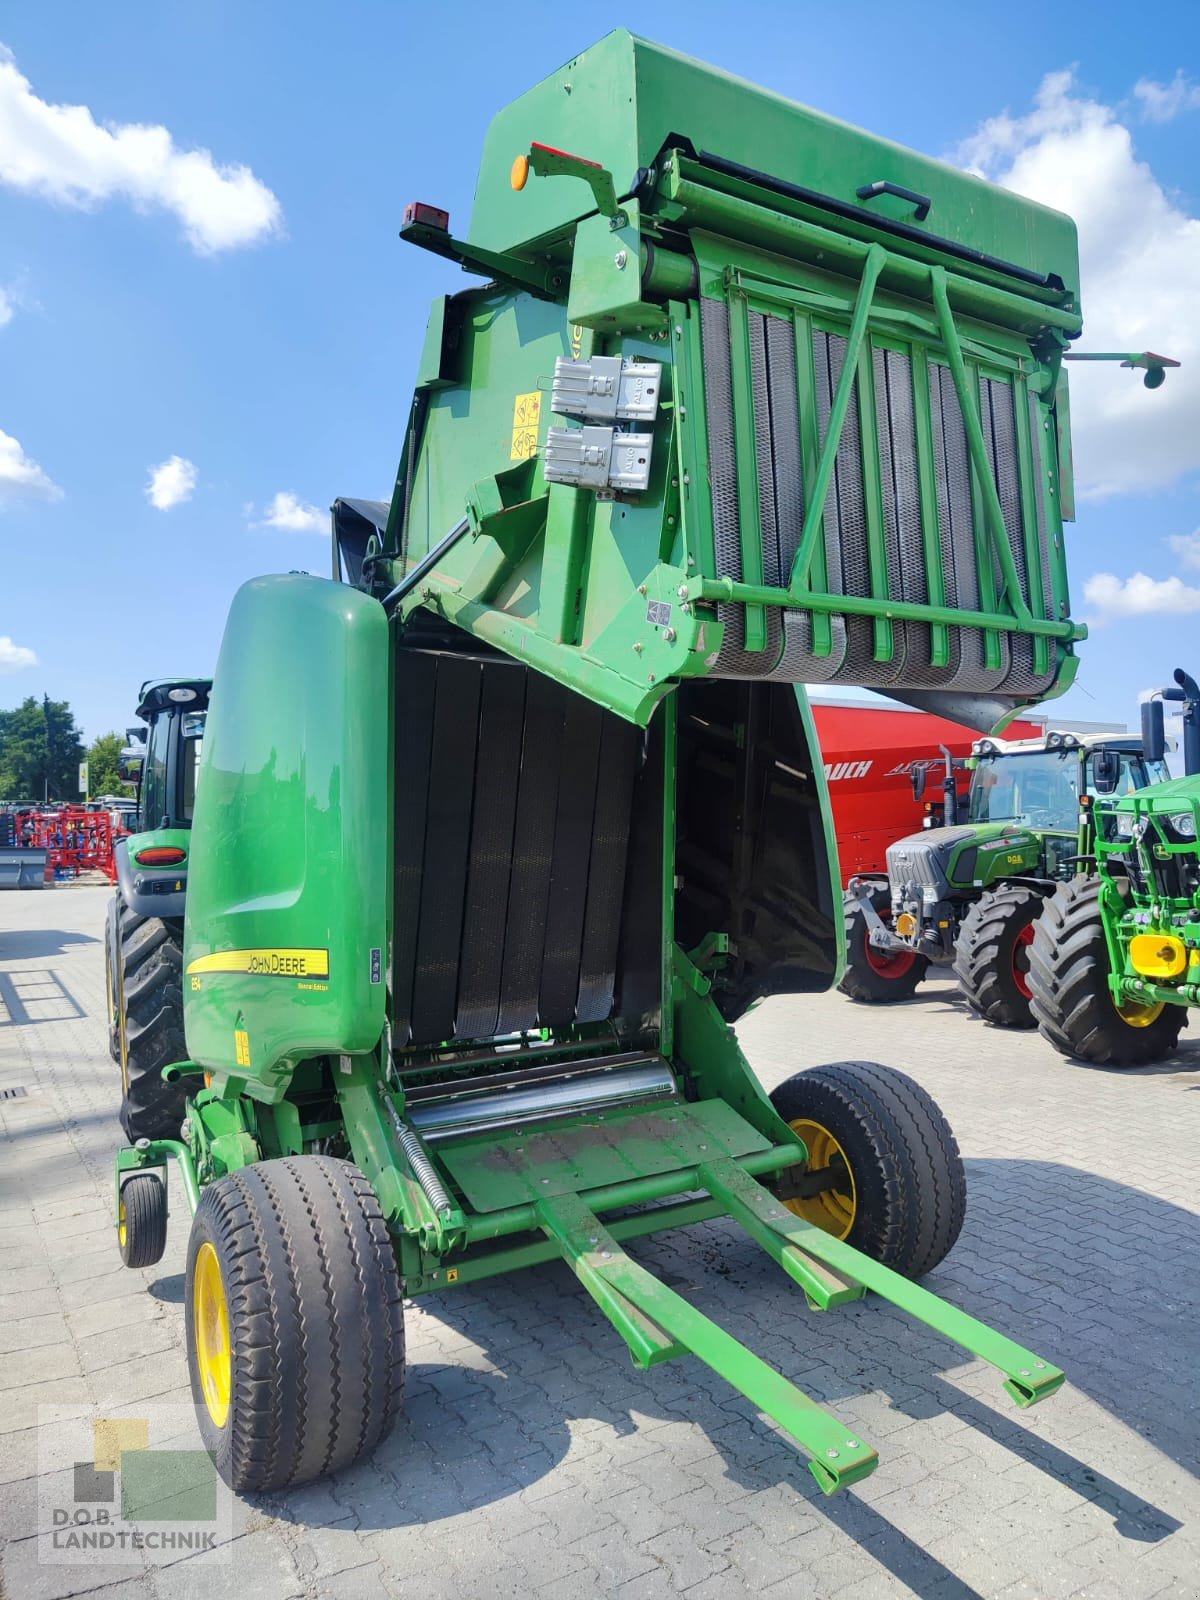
[
  {"left": 1084, "top": 571, "right": 1200, "bottom": 617},
  {"left": 1166, "top": 528, "right": 1200, "bottom": 570},
  {"left": 253, "top": 491, "right": 326, "bottom": 534},
  {"left": 0, "top": 635, "right": 38, "bottom": 673},
  {"left": 1133, "top": 72, "right": 1200, "bottom": 123},
  {"left": 0, "top": 286, "right": 12, "bottom": 327},
  {"left": 0, "top": 427, "right": 62, "bottom": 503},
  {"left": 0, "top": 43, "right": 282, "bottom": 253},
  {"left": 955, "top": 70, "right": 1200, "bottom": 499},
  {"left": 145, "top": 454, "right": 197, "bottom": 510}
]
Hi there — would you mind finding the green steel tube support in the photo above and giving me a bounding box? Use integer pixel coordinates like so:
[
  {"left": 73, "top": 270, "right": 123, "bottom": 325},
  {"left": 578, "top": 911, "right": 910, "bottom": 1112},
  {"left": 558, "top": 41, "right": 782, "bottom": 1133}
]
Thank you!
[
  {"left": 787, "top": 245, "right": 885, "bottom": 594},
  {"left": 929, "top": 268, "right": 1036, "bottom": 628},
  {"left": 764, "top": 1208, "right": 1065, "bottom": 1407},
  {"left": 115, "top": 1139, "right": 200, "bottom": 1220},
  {"left": 460, "top": 1142, "right": 802, "bottom": 1245},
  {"left": 697, "top": 577, "right": 1084, "bottom": 640},
  {"left": 727, "top": 288, "right": 768, "bottom": 652},
  {"left": 537, "top": 1189, "right": 880, "bottom": 1495}
]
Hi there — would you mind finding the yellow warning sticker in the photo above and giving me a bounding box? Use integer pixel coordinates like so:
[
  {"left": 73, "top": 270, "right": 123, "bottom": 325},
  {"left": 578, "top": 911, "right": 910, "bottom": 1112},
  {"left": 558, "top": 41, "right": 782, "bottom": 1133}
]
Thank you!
[
  {"left": 234, "top": 1029, "right": 251, "bottom": 1068},
  {"left": 510, "top": 390, "right": 542, "bottom": 460},
  {"left": 187, "top": 948, "right": 330, "bottom": 979},
  {"left": 570, "top": 323, "right": 583, "bottom": 359}
]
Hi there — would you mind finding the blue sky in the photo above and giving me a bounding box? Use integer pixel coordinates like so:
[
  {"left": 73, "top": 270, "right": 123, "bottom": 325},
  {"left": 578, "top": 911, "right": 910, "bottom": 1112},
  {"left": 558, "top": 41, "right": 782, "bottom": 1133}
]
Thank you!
[{"left": 1, "top": 0, "right": 1198, "bottom": 740}]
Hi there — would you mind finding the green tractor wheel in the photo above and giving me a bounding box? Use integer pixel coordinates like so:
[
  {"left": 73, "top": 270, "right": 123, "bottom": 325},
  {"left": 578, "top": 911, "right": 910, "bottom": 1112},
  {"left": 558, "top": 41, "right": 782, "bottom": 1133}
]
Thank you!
[
  {"left": 114, "top": 900, "right": 190, "bottom": 1142},
  {"left": 770, "top": 1060, "right": 966, "bottom": 1278},
  {"left": 839, "top": 886, "right": 929, "bottom": 1004},
  {"left": 1028, "top": 875, "right": 1186, "bottom": 1066},
  {"left": 185, "top": 1156, "right": 406, "bottom": 1493},
  {"left": 953, "top": 883, "right": 1045, "bottom": 1029}
]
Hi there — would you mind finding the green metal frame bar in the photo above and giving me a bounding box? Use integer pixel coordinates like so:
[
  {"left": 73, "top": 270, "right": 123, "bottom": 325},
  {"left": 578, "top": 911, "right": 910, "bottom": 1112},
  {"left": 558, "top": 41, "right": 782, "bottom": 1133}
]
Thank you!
[
  {"left": 536, "top": 1188, "right": 880, "bottom": 1495},
  {"left": 929, "top": 269, "right": 1035, "bottom": 628},
  {"left": 788, "top": 246, "right": 885, "bottom": 593},
  {"left": 727, "top": 288, "right": 768, "bottom": 652},
  {"left": 115, "top": 1138, "right": 200, "bottom": 1223}
]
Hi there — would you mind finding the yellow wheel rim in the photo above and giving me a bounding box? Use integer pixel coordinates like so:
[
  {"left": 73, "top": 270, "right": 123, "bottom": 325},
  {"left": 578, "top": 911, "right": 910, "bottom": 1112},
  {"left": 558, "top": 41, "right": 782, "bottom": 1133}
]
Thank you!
[
  {"left": 118, "top": 1200, "right": 127, "bottom": 1250},
  {"left": 783, "top": 1118, "right": 857, "bottom": 1238},
  {"left": 193, "top": 1242, "right": 232, "bottom": 1429},
  {"left": 1117, "top": 997, "right": 1166, "bottom": 1028}
]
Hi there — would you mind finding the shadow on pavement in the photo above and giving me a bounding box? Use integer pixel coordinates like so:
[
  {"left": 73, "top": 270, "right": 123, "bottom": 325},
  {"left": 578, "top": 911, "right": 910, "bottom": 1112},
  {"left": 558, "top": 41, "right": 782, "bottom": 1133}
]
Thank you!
[{"left": 0, "top": 928, "right": 99, "bottom": 959}]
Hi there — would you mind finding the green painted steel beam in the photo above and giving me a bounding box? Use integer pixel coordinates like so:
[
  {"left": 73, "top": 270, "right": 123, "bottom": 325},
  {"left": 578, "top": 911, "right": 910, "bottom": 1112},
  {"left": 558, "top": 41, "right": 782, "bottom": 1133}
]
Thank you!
[{"left": 537, "top": 1189, "right": 880, "bottom": 1495}]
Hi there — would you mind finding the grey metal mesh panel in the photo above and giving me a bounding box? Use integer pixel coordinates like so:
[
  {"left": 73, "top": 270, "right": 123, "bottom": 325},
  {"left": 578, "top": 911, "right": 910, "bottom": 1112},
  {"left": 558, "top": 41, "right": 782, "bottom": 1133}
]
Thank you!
[
  {"left": 766, "top": 315, "right": 847, "bottom": 681},
  {"left": 814, "top": 332, "right": 874, "bottom": 684},
  {"left": 700, "top": 298, "right": 783, "bottom": 677},
  {"left": 930, "top": 363, "right": 1009, "bottom": 692},
  {"left": 1028, "top": 391, "right": 1056, "bottom": 621},
  {"left": 981, "top": 377, "right": 1042, "bottom": 694},
  {"left": 873, "top": 346, "right": 963, "bottom": 688}
]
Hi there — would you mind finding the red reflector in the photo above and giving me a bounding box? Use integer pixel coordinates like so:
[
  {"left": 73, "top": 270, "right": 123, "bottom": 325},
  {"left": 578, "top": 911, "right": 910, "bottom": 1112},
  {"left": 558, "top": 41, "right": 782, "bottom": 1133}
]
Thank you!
[
  {"left": 134, "top": 846, "right": 186, "bottom": 866},
  {"left": 403, "top": 202, "right": 450, "bottom": 231}
]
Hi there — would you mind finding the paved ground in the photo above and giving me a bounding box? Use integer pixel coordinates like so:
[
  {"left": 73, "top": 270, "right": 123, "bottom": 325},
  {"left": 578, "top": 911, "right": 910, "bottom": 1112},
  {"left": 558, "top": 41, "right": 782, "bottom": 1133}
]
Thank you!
[{"left": 1, "top": 883, "right": 1197, "bottom": 1600}]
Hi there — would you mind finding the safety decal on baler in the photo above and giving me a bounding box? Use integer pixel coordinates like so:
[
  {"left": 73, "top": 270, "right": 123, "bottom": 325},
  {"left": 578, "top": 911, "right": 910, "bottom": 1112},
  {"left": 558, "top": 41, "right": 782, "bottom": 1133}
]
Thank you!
[
  {"left": 186, "top": 948, "right": 330, "bottom": 979},
  {"left": 510, "top": 391, "right": 542, "bottom": 460},
  {"left": 234, "top": 1029, "right": 251, "bottom": 1068}
]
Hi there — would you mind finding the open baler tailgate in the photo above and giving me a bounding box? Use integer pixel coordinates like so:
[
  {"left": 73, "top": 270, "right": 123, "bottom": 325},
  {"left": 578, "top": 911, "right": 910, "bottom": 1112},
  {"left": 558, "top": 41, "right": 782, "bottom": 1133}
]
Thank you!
[{"left": 379, "top": 31, "right": 1084, "bottom": 732}]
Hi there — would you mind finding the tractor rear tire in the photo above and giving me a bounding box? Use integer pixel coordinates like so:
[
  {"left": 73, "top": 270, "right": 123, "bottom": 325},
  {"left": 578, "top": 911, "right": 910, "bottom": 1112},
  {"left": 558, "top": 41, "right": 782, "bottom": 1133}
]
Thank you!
[
  {"left": 839, "top": 886, "right": 928, "bottom": 1004},
  {"left": 104, "top": 899, "right": 121, "bottom": 1063},
  {"left": 117, "top": 904, "right": 189, "bottom": 1142},
  {"left": 185, "top": 1156, "right": 406, "bottom": 1493},
  {"left": 1028, "top": 875, "right": 1186, "bottom": 1066},
  {"left": 769, "top": 1061, "right": 966, "bottom": 1278},
  {"left": 118, "top": 1173, "right": 168, "bottom": 1269},
  {"left": 953, "top": 883, "right": 1044, "bottom": 1029}
]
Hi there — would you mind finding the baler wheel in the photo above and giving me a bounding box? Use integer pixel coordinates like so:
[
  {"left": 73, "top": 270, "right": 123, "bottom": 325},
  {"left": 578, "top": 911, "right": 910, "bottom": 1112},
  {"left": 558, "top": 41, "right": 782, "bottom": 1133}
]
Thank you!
[
  {"left": 1028, "top": 875, "right": 1186, "bottom": 1066},
  {"left": 839, "top": 887, "right": 928, "bottom": 1003},
  {"left": 953, "top": 883, "right": 1045, "bottom": 1028},
  {"left": 184, "top": 1156, "right": 406, "bottom": 1492},
  {"left": 118, "top": 1173, "right": 168, "bottom": 1269},
  {"left": 115, "top": 902, "right": 189, "bottom": 1142},
  {"left": 770, "top": 1061, "right": 965, "bottom": 1278}
]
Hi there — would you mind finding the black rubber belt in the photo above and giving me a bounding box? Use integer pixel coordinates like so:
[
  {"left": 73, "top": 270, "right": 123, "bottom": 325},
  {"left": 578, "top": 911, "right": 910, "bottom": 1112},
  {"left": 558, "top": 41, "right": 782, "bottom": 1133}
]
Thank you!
[{"left": 453, "top": 664, "right": 527, "bottom": 1041}]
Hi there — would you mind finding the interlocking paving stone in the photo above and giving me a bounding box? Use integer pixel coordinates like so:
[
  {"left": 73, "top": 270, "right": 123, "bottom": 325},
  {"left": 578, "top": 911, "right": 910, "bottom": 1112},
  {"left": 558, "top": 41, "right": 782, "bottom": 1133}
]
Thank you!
[{"left": 1, "top": 883, "right": 1197, "bottom": 1599}]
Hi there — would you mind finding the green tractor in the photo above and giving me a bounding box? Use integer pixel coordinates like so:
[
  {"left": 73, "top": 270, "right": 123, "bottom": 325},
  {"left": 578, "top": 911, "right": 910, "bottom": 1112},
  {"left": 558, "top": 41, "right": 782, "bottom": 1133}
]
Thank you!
[
  {"left": 105, "top": 679, "right": 210, "bottom": 1141},
  {"left": 1030, "top": 670, "right": 1200, "bottom": 1065},
  {"left": 841, "top": 730, "right": 1168, "bottom": 1024},
  {"left": 110, "top": 30, "right": 1129, "bottom": 1497}
]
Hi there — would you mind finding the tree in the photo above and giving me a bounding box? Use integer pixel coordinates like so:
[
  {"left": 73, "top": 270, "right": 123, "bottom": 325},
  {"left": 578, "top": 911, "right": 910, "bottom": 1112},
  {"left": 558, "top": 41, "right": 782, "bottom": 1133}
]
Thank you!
[
  {"left": 0, "top": 695, "right": 86, "bottom": 802},
  {"left": 86, "top": 732, "right": 135, "bottom": 798}
]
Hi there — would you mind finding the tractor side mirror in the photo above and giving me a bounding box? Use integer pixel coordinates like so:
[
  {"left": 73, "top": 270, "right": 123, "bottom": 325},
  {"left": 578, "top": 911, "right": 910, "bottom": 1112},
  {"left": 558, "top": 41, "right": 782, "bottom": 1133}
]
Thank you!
[
  {"left": 1092, "top": 749, "right": 1122, "bottom": 794},
  {"left": 910, "top": 766, "right": 927, "bottom": 802},
  {"left": 117, "top": 750, "right": 144, "bottom": 782},
  {"left": 1140, "top": 698, "right": 1166, "bottom": 765}
]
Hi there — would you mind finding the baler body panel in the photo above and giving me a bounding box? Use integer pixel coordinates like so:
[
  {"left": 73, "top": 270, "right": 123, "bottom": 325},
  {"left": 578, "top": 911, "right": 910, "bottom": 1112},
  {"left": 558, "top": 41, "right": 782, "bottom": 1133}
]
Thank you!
[
  {"left": 183, "top": 575, "right": 388, "bottom": 1091},
  {"left": 469, "top": 30, "right": 1079, "bottom": 296}
]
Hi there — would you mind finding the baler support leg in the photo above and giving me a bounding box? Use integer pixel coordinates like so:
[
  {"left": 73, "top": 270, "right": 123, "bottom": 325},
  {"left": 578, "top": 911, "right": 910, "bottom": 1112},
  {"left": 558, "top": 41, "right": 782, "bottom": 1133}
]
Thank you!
[{"left": 537, "top": 1190, "right": 880, "bottom": 1495}]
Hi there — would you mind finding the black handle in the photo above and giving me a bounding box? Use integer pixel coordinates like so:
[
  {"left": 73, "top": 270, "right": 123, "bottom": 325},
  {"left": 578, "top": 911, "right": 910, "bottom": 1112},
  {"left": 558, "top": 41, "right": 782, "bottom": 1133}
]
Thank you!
[{"left": 856, "top": 180, "right": 931, "bottom": 222}]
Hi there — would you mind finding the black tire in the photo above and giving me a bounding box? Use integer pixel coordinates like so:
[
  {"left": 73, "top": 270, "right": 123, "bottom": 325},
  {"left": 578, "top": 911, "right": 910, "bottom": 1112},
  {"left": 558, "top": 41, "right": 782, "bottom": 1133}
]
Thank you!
[
  {"left": 185, "top": 1156, "right": 406, "bottom": 1493},
  {"left": 953, "top": 883, "right": 1044, "bottom": 1029},
  {"left": 104, "top": 898, "right": 121, "bottom": 1063},
  {"left": 1028, "top": 875, "right": 1186, "bottom": 1066},
  {"left": 117, "top": 903, "right": 189, "bottom": 1142},
  {"left": 118, "top": 1173, "right": 168, "bottom": 1268},
  {"left": 839, "top": 886, "right": 928, "bottom": 1003},
  {"left": 770, "top": 1060, "right": 966, "bottom": 1278}
]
